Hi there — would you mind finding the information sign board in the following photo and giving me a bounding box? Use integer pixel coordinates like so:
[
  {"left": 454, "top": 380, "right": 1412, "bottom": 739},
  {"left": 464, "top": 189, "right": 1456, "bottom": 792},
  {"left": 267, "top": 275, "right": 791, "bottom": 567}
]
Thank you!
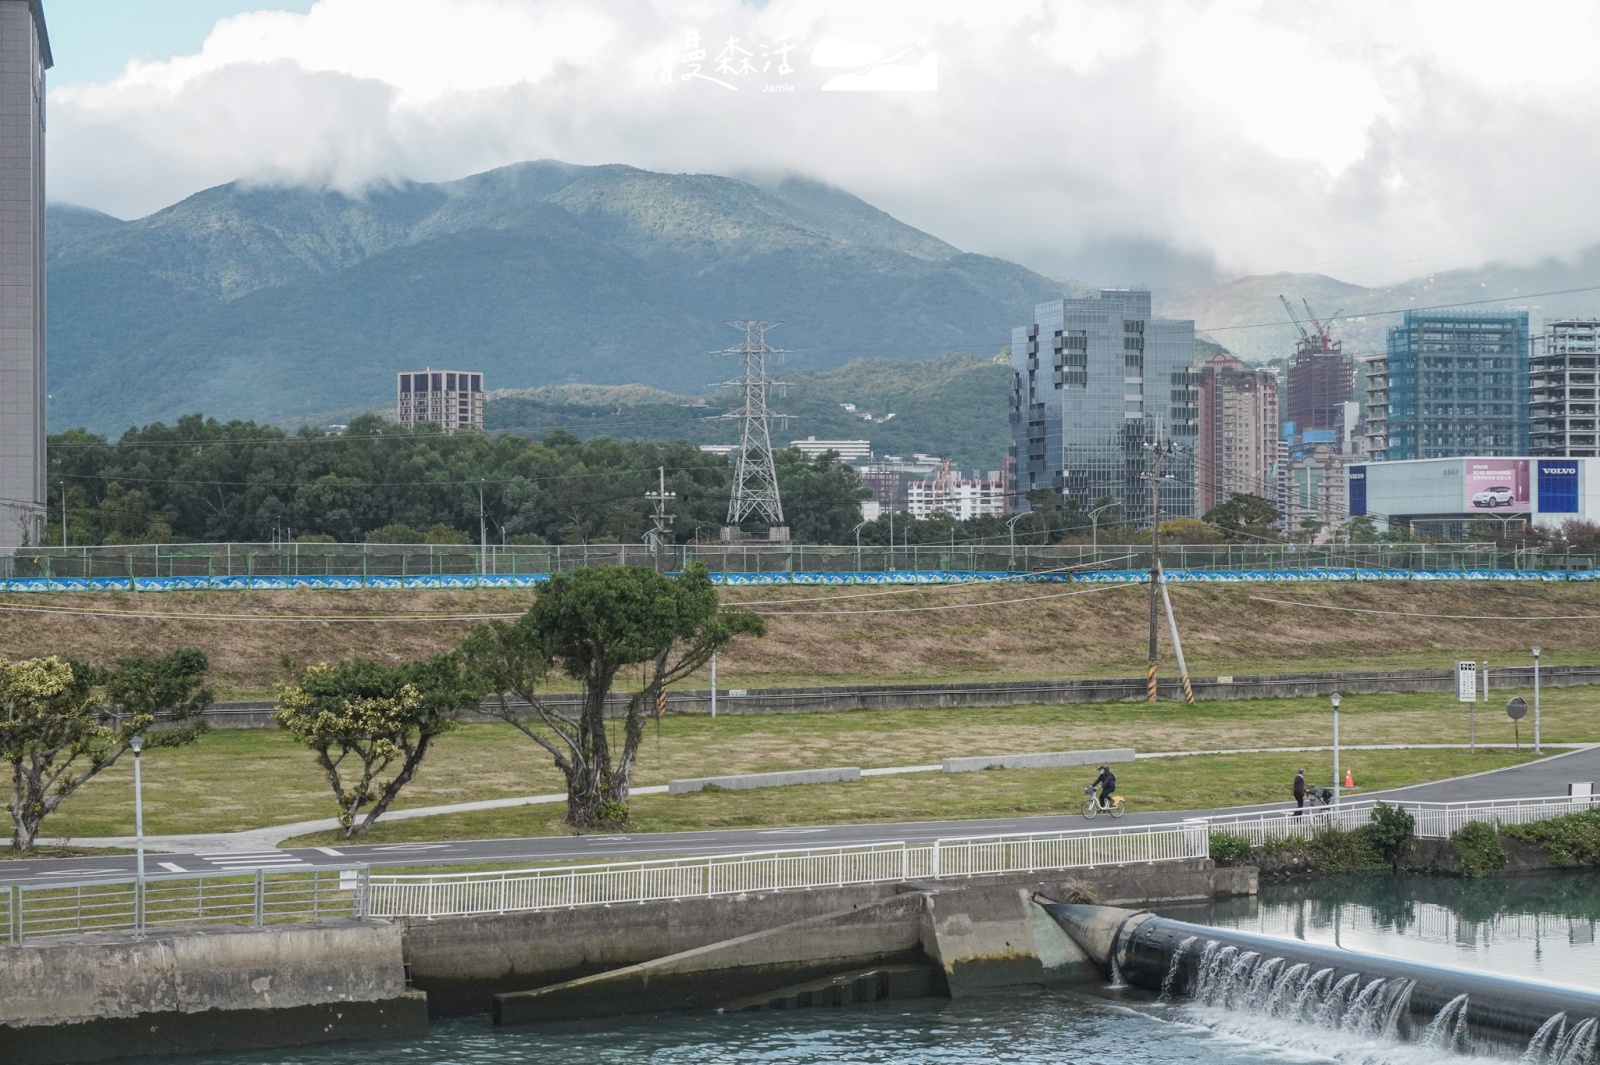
[{"left": 1456, "top": 660, "right": 1478, "bottom": 703}]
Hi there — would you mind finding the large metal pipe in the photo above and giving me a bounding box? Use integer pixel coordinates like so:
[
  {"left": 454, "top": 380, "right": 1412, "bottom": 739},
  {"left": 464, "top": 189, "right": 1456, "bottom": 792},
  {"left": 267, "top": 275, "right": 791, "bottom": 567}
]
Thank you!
[{"left": 1041, "top": 901, "right": 1600, "bottom": 1058}]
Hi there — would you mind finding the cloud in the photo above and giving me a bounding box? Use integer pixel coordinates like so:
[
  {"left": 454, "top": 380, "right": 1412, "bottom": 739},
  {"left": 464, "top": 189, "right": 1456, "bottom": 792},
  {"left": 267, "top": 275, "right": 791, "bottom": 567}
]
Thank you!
[{"left": 44, "top": 0, "right": 1600, "bottom": 286}]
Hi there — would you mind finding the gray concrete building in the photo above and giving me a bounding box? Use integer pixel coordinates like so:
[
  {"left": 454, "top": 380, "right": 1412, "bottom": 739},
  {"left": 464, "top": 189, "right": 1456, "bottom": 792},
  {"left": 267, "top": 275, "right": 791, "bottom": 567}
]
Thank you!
[
  {"left": 1530, "top": 319, "right": 1600, "bottom": 457},
  {"left": 0, "top": 1, "right": 49, "bottom": 547},
  {"left": 396, "top": 369, "right": 485, "bottom": 433},
  {"left": 1009, "top": 289, "right": 1198, "bottom": 525}
]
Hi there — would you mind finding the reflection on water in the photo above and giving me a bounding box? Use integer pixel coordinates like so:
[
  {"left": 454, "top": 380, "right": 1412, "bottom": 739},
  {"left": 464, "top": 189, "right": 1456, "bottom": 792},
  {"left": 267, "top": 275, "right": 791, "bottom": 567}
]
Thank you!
[
  {"left": 1158, "top": 872, "right": 1600, "bottom": 992},
  {"left": 123, "top": 874, "right": 1600, "bottom": 1065}
]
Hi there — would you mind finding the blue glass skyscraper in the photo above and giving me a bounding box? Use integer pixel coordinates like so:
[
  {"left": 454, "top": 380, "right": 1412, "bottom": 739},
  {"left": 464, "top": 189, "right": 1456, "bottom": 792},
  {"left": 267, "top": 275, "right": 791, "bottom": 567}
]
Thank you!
[{"left": 1010, "top": 289, "right": 1197, "bottom": 525}]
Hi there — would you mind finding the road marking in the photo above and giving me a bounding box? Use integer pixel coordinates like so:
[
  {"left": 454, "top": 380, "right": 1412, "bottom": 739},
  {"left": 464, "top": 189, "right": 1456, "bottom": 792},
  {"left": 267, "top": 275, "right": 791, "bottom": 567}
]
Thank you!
[
  {"left": 582, "top": 836, "right": 630, "bottom": 843},
  {"left": 368, "top": 843, "right": 452, "bottom": 852},
  {"left": 757, "top": 828, "right": 827, "bottom": 834},
  {"left": 158, "top": 862, "right": 187, "bottom": 873},
  {"left": 39, "top": 868, "right": 122, "bottom": 876},
  {"left": 314, "top": 847, "right": 345, "bottom": 856}
]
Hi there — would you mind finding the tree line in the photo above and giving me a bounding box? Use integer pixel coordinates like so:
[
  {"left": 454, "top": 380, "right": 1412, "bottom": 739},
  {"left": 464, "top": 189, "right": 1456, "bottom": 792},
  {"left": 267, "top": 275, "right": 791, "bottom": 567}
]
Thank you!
[
  {"left": 2, "top": 566, "right": 761, "bottom": 850},
  {"left": 45, "top": 414, "right": 868, "bottom": 547}
]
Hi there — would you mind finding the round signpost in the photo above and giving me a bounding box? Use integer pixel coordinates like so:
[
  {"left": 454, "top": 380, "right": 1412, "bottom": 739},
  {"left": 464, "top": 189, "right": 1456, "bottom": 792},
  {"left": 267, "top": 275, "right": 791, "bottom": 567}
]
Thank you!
[{"left": 1507, "top": 696, "right": 1528, "bottom": 751}]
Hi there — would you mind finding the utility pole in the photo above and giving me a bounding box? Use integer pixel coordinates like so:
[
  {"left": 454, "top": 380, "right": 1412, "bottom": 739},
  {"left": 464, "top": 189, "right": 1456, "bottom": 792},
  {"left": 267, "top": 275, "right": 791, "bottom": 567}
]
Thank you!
[
  {"left": 645, "top": 465, "right": 676, "bottom": 573},
  {"left": 1143, "top": 436, "right": 1172, "bottom": 702},
  {"left": 477, "top": 482, "right": 487, "bottom": 577},
  {"left": 716, "top": 320, "right": 788, "bottom": 542},
  {"left": 60, "top": 481, "right": 66, "bottom": 548}
]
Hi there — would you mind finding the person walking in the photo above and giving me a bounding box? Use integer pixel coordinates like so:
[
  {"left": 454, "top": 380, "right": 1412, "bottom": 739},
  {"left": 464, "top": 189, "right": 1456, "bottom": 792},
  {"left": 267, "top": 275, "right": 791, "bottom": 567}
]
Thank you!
[{"left": 1293, "top": 767, "right": 1307, "bottom": 817}]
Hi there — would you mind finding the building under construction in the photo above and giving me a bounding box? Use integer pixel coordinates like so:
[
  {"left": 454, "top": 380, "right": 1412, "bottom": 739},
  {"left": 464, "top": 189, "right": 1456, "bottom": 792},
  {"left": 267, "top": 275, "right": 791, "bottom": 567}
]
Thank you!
[{"left": 1283, "top": 297, "right": 1355, "bottom": 444}]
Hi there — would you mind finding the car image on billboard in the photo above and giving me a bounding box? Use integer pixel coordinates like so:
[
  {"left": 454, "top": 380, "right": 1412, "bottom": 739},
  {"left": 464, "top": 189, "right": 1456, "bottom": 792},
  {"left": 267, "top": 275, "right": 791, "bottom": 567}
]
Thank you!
[{"left": 1464, "top": 460, "right": 1530, "bottom": 510}]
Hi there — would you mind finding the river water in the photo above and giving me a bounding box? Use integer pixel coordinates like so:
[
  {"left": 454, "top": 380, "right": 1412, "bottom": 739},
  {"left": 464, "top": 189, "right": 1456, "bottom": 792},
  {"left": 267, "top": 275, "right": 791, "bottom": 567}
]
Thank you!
[{"left": 136, "top": 873, "right": 1600, "bottom": 1065}]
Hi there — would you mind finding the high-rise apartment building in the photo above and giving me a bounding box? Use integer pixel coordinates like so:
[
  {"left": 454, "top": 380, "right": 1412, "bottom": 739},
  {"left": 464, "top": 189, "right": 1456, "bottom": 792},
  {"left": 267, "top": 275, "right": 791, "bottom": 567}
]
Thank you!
[
  {"left": 0, "top": 1, "right": 50, "bottom": 547},
  {"left": 1365, "top": 310, "right": 1529, "bottom": 461},
  {"left": 396, "top": 370, "right": 485, "bottom": 433},
  {"left": 1195, "top": 353, "right": 1278, "bottom": 513},
  {"left": 1010, "top": 289, "right": 1197, "bottom": 525},
  {"left": 1530, "top": 319, "right": 1600, "bottom": 457}
]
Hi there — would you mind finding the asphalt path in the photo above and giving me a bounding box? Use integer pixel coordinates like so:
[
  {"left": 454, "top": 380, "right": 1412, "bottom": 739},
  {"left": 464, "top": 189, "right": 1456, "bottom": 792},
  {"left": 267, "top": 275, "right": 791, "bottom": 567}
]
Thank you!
[{"left": 3, "top": 744, "right": 1596, "bottom": 887}]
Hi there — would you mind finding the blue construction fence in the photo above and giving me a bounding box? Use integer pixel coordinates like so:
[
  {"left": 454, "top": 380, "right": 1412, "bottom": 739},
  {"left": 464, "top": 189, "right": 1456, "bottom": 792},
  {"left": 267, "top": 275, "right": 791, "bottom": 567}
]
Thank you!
[
  {"left": 1, "top": 540, "right": 1585, "bottom": 581},
  {"left": 1, "top": 566, "right": 1596, "bottom": 594}
]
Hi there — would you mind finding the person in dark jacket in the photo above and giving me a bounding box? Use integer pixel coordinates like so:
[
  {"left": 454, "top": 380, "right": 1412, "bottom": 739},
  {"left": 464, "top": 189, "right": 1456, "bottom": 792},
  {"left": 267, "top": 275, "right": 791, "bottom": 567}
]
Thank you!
[
  {"left": 1092, "top": 764, "right": 1117, "bottom": 809},
  {"left": 1293, "top": 768, "right": 1307, "bottom": 816}
]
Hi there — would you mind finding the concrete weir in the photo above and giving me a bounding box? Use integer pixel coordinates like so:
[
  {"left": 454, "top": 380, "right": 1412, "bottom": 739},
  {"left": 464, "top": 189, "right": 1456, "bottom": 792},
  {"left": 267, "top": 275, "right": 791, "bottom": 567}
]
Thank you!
[
  {"left": 1044, "top": 902, "right": 1600, "bottom": 1060},
  {"left": 0, "top": 865, "right": 1252, "bottom": 1062}
]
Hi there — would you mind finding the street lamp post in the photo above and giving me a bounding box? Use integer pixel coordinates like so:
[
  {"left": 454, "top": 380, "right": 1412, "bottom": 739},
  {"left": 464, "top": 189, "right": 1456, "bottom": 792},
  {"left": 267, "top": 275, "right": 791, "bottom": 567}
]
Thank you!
[
  {"left": 1089, "top": 503, "right": 1118, "bottom": 570},
  {"left": 1532, "top": 644, "right": 1542, "bottom": 754},
  {"left": 1006, "top": 513, "right": 1025, "bottom": 572},
  {"left": 131, "top": 732, "right": 146, "bottom": 929},
  {"left": 1330, "top": 692, "right": 1342, "bottom": 806},
  {"left": 851, "top": 520, "right": 868, "bottom": 572}
]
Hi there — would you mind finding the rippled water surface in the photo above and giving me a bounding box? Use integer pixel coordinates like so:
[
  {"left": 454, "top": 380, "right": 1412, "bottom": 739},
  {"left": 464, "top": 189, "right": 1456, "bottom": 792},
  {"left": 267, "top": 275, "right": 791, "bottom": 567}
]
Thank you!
[{"left": 137, "top": 873, "right": 1600, "bottom": 1065}]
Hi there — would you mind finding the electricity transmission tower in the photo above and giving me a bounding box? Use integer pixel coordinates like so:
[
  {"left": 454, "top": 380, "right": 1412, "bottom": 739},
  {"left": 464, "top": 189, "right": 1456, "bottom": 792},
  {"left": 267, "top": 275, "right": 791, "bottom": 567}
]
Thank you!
[{"left": 717, "top": 320, "right": 789, "bottom": 541}]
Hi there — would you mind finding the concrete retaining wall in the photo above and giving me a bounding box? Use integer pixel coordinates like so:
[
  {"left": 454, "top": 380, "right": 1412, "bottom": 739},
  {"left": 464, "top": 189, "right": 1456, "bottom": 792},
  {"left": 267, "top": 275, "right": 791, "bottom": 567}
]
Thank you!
[
  {"left": 942, "top": 748, "right": 1135, "bottom": 773},
  {"left": 667, "top": 767, "right": 861, "bottom": 794},
  {"left": 201, "top": 664, "right": 1600, "bottom": 728},
  {"left": 0, "top": 921, "right": 426, "bottom": 1065}
]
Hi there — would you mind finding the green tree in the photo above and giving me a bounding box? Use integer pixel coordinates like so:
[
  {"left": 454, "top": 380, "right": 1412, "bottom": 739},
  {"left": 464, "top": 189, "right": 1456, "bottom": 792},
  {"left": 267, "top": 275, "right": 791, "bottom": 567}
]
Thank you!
[
  {"left": 1, "top": 650, "right": 211, "bottom": 852},
  {"left": 1153, "top": 517, "right": 1225, "bottom": 544},
  {"left": 1202, "top": 493, "right": 1279, "bottom": 542},
  {"left": 462, "top": 564, "right": 764, "bottom": 827},
  {"left": 275, "top": 654, "right": 487, "bottom": 837},
  {"left": 365, "top": 524, "right": 426, "bottom": 544}
]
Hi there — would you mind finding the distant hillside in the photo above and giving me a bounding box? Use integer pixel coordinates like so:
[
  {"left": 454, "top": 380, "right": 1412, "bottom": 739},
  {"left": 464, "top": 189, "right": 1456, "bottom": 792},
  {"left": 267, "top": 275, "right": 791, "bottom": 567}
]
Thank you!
[
  {"left": 485, "top": 353, "right": 1013, "bottom": 470},
  {"left": 46, "top": 162, "right": 1065, "bottom": 433}
]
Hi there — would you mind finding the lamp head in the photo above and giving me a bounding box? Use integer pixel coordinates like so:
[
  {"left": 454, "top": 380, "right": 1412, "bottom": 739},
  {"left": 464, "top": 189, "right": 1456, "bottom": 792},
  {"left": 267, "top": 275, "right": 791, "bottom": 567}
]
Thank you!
[
  {"left": 1532, "top": 644, "right": 1542, "bottom": 658},
  {"left": 1330, "top": 692, "right": 1342, "bottom": 710},
  {"left": 129, "top": 733, "right": 143, "bottom": 754}
]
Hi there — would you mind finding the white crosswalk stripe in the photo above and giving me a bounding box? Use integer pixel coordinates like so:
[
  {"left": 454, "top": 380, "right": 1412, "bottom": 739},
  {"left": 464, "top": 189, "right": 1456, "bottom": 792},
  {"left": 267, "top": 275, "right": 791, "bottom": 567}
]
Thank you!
[{"left": 195, "top": 851, "right": 311, "bottom": 870}]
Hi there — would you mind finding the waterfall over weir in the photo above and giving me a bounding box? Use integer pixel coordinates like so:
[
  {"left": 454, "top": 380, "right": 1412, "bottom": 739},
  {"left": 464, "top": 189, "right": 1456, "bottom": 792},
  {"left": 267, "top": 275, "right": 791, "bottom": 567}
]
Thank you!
[{"left": 1042, "top": 902, "right": 1600, "bottom": 1063}]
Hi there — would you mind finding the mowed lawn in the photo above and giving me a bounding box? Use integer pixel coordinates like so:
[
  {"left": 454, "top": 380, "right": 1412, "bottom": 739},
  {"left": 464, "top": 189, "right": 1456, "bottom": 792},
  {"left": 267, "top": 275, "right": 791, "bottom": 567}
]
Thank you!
[
  {"left": 282, "top": 746, "right": 1540, "bottom": 847},
  {"left": 34, "top": 685, "right": 1592, "bottom": 841}
]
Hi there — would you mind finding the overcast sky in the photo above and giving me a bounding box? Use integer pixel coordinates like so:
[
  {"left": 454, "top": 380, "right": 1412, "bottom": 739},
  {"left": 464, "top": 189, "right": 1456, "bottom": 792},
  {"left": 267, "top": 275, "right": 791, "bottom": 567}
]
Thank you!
[{"left": 41, "top": 0, "right": 1600, "bottom": 287}]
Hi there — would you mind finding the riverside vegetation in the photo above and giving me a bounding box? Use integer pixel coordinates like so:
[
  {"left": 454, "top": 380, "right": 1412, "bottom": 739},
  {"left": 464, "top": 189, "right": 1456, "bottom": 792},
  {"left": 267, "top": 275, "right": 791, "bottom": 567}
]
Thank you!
[{"left": 1210, "top": 806, "right": 1600, "bottom": 879}]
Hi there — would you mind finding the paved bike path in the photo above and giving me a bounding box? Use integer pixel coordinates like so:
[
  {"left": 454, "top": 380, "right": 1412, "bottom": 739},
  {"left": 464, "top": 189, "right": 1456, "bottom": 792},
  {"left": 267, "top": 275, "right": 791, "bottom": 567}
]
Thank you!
[{"left": 2, "top": 744, "right": 1594, "bottom": 887}]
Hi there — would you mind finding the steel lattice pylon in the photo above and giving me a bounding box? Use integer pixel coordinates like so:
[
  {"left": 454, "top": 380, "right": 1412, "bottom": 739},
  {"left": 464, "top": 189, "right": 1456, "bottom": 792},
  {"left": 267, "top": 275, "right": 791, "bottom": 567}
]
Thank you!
[{"left": 718, "top": 320, "right": 787, "bottom": 529}]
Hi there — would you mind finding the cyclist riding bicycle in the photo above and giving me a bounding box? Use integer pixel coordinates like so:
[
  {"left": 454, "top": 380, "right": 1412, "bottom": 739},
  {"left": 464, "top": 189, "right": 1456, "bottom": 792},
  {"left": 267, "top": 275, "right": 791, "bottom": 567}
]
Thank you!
[{"left": 1091, "top": 764, "right": 1116, "bottom": 809}]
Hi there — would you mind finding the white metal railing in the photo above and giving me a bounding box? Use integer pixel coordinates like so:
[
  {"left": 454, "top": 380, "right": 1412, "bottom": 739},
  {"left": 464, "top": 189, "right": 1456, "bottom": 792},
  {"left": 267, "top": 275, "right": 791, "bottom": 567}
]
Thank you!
[
  {"left": 365, "top": 823, "right": 1210, "bottom": 919},
  {"left": 3, "top": 865, "right": 368, "bottom": 944},
  {"left": 1197, "top": 794, "right": 1600, "bottom": 846}
]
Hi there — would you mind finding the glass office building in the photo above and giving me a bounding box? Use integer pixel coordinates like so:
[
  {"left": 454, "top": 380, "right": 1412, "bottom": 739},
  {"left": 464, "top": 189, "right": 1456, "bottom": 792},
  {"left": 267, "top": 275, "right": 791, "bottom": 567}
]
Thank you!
[
  {"left": 1010, "top": 289, "right": 1198, "bottom": 526},
  {"left": 1367, "top": 310, "right": 1529, "bottom": 461}
]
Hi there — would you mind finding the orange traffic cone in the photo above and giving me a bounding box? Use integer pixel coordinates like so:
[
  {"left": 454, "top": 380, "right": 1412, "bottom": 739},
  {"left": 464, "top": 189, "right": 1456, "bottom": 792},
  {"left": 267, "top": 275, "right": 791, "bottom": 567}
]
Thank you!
[{"left": 1344, "top": 768, "right": 1354, "bottom": 789}]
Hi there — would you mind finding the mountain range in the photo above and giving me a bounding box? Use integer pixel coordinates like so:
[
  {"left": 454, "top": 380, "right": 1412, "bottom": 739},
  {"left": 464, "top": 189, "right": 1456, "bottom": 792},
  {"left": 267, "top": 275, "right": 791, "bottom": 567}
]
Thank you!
[
  {"left": 47, "top": 158, "right": 1600, "bottom": 436},
  {"left": 45, "top": 161, "right": 1061, "bottom": 432},
  {"left": 486, "top": 353, "right": 1014, "bottom": 470}
]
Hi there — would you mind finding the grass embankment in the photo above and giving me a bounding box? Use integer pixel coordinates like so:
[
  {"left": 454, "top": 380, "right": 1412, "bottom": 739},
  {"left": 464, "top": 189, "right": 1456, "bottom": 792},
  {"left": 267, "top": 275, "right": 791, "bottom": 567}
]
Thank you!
[
  {"left": 281, "top": 748, "right": 1535, "bottom": 849},
  {"left": 36, "top": 685, "right": 1574, "bottom": 840},
  {"left": 0, "top": 581, "right": 1597, "bottom": 698}
]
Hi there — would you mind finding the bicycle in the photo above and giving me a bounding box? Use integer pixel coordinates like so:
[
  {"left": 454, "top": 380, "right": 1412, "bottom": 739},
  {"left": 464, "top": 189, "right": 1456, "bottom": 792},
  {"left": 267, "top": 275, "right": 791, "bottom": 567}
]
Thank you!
[{"left": 1081, "top": 784, "right": 1127, "bottom": 819}]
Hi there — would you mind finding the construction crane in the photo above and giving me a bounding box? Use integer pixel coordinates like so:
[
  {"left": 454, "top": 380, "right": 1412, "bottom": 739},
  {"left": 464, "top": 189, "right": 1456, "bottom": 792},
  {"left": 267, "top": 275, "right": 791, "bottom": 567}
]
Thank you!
[
  {"left": 1279, "top": 295, "right": 1311, "bottom": 344},
  {"left": 1301, "top": 298, "right": 1341, "bottom": 354},
  {"left": 1280, "top": 295, "right": 1342, "bottom": 355}
]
